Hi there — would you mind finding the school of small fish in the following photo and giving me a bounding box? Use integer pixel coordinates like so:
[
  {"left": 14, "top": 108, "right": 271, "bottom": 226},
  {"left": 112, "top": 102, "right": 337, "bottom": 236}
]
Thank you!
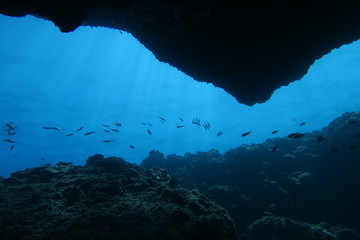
[
  {"left": 2, "top": 122, "right": 17, "bottom": 152},
  {"left": 2, "top": 116, "right": 360, "bottom": 158}
]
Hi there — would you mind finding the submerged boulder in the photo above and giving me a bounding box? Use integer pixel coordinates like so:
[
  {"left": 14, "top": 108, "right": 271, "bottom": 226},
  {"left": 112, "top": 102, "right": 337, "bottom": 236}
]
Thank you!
[{"left": 0, "top": 155, "right": 237, "bottom": 240}]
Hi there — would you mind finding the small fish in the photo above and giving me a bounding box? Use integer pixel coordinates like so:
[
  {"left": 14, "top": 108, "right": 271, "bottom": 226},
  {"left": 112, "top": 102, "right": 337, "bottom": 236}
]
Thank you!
[
  {"left": 147, "top": 123, "right": 153, "bottom": 127},
  {"left": 288, "top": 133, "right": 305, "bottom": 139},
  {"left": 271, "top": 130, "right": 279, "bottom": 134},
  {"left": 176, "top": 125, "right": 185, "bottom": 128},
  {"left": 330, "top": 147, "right": 339, "bottom": 153},
  {"left": 241, "top": 131, "right": 251, "bottom": 137},
  {"left": 114, "top": 122, "right": 122, "bottom": 127},
  {"left": 7, "top": 130, "right": 16, "bottom": 136},
  {"left": 103, "top": 129, "right": 111, "bottom": 132},
  {"left": 103, "top": 140, "right": 114, "bottom": 143},
  {"left": 348, "top": 120, "right": 359, "bottom": 124},
  {"left": 4, "top": 122, "right": 16, "bottom": 130},
  {"left": 102, "top": 123, "right": 110, "bottom": 127},
  {"left": 10, "top": 145, "right": 14, "bottom": 151},
  {"left": 272, "top": 145, "right": 279, "bottom": 151},
  {"left": 73, "top": 127, "right": 84, "bottom": 133},
  {"left": 110, "top": 128, "right": 119, "bottom": 132},
  {"left": 141, "top": 122, "right": 147, "bottom": 125},
  {"left": 293, "top": 133, "right": 305, "bottom": 139},
  {"left": 65, "top": 128, "right": 82, "bottom": 136},
  {"left": 202, "top": 121, "right": 211, "bottom": 130},
  {"left": 192, "top": 117, "right": 201, "bottom": 126},
  {"left": 316, "top": 136, "right": 326, "bottom": 142},
  {"left": 84, "top": 131, "right": 96, "bottom": 136},
  {"left": 349, "top": 145, "right": 358, "bottom": 149},
  {"left": 179, "top": 117, "right": 184, "bottom": 122},
  {"left": 129, "top": 145, "right": 135, "bottom": 149},
  {"left": 299, "top": 122, "right": 306, "bottom": 126},
  {"left": 3, "top": 139, "right": 16, "bottom": 143},
  {"left": 158, "top": 117, "right": 166, "bottom": 122},
  {"left": 41, "top": 158, "right": 46, "bottom": 161},
  {"left": 147, "top": 129, "right": 152, "bottom": 135},
  {"left": 43, "top": 126, "right": 61, "bottom": 131},
  {"left": 217, "top": 132, "right": 223, "bottom": 137},
  {"left": 149, "top": 149, "right": 155, "bottom": 155}
]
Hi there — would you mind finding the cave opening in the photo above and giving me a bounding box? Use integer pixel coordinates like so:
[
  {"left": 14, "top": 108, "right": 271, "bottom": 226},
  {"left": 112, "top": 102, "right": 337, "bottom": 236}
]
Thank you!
[{"left": 1, "top": 14, "right": 360, "bottom": 176}]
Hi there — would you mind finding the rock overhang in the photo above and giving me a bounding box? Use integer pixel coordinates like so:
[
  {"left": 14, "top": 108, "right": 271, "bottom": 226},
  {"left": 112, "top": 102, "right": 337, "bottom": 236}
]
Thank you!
[{"left": 2, "top": 1, "right": 360, "bottom": 105}]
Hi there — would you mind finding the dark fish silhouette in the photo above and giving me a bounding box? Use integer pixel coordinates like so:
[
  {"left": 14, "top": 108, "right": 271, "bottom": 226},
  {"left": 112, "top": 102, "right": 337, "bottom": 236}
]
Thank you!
[
  {"left": 203, "top": 121, "right": 211, "bottom": 130},
  {"left": 349, "top": 145, "right": 358, "bottom": 149},
  {"left": 147, "top": 129, "right": 152, "bottom": 135},
  {"left": 348, "top": 120, "right": 359, "bottom": 124},
  {"left": 10, "top": 145, "right": 14, "bottom": 151},
  {"left": 84, "top": 131, "right": 96, "bottom": 136},
  {"left": 147, "top": 123, "right": 153, "bottom": 127},
  {"left": 192, "top": 117, "right": 201, "bottom": 126},
  {"left": 102, "top": 123, "right": 110, "bottom": 127},
  {"left": 217, "top": 132, "right": 223, "bottom": 137},
  {"left": 4, "top": 122, "right": 16, "bottom": 130},
  {"left": 179, "top": 117, "right": 184, "bottom": 122},
  {"left": 149, "top": 149, "right": 155, "bottom": 155},
  {"left": 141, "top": 122, "right": 147, "bottom": 125},
  {"left": 7, "top": 130, "right": 16, "bottom": 136},
  {"left": 103, "top": 129, "right": 111, "bottom": 132},
  {"left": 43, "top": 126, "right": 61, "bottom": 131},
  {"left": 114, "top": 122, "right": 122, "bottom": 127},
  {"left": 110, "top": 128, "right": 119, "bottom": 132},
  {"left": 158, "top": 117, "right": 166, "bottom": 122},
  {"left": 129, "top": 145, "right": 135, "bottom": 149},
  {"left": 41, "top": 158, "right": 46, "bottom": 161},
  {"left": 241, "top": 131, "right": 251, "bottom": 137},
  {"left": 299, "top": 122, "right": 306, "bottom": 126},
  {"left": 330, "top": 147, "right": 339, "bottom": 152},
  {"left": 316, "top": 136, "right": 326, "bottom": 142},
  {"left": 73, "top": 127, "right": 84, "bottom": 133},
  {"left": 103, "top": 140, "right": 114, "bottom": 143},
  {"left": 288, "top": 133, "right": 305, "bottom": 139},
  {"left": 3, "top": 139, "right": 16, "bottom": 143},
  {"left": 176, "top": 125, "right": 185, "bottom": 128},
  {"left": 65, "top": 126, "right": 84, "bottom": 136},
  {"left": 271, "top": 130, "right": 279, "bottom": 134},
  {"left": 294, "top": 133, "right": 305, "bottom": 139},
  {"left": 272, "top": 145, "right": 279, "bottom": 151}
]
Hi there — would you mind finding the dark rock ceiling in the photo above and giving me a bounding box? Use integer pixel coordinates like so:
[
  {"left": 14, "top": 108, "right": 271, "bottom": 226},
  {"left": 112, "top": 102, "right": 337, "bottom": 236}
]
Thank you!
[{"left": 2, "top": 1, "right": 360, "bottom": 105}]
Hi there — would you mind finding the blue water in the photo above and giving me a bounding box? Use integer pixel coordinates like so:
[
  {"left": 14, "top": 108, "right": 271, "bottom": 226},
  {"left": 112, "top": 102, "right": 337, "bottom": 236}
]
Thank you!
[{"left": 1, "top": 14, "right": 360, "bottom": 177}]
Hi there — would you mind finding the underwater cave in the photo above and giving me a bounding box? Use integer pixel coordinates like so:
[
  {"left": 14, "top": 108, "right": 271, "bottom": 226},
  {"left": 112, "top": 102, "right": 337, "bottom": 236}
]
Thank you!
[{"left": 1, "top": 2, "right": 360, "bottom": 240}]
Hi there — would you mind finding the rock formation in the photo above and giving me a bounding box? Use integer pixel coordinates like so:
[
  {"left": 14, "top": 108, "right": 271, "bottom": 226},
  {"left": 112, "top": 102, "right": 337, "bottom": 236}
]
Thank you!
[
  {"left": 0, "top": 154, "right": 237, "bottom": 240},
  {"left": 2, "top": 2, "right": 360, "bottom": 105},
  {"left": 142, "top": 111, "right": 360, "bottom": 236}
]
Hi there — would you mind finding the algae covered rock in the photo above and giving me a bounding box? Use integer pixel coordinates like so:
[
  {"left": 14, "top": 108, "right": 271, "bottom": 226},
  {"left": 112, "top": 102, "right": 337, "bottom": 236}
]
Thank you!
[{"left": 0, "top": 155, "right": 237, "bottom": 240}]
